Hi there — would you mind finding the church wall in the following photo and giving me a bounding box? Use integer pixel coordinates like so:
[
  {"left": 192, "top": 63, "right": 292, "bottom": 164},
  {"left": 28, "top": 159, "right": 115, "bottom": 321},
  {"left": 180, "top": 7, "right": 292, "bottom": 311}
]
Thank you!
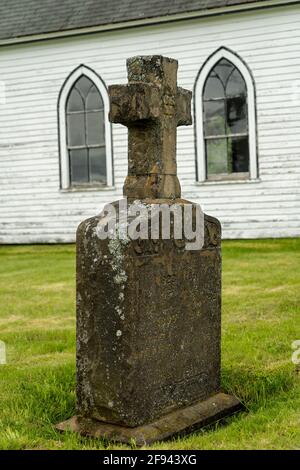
[{"left": 0, "top": 4, "right": 300, "bottom": 242}]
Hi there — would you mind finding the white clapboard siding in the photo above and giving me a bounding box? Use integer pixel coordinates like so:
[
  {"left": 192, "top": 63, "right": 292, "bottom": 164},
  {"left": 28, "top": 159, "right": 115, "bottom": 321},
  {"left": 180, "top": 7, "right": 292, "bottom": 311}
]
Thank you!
[{"left": 1, "top": 4, "right": 300, "bottom": 243}]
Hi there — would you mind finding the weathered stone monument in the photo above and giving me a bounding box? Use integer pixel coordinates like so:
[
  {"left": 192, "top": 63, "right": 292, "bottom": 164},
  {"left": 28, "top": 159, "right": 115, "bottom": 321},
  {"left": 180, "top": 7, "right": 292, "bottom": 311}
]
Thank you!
[{"left": 57, "top": 56, "right": 241, "bottom": 445}]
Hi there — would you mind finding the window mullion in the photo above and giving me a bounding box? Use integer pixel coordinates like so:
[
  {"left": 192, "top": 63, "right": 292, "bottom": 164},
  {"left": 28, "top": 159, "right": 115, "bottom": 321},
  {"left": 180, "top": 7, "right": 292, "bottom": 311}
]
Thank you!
[
  {"left": 227, "top": 137, "right": 233, "bottom": 174},
  {"left": 68, "top": 149, "right": 72, "bottom": 187},
  {"left": 83, "top": 106, "right": 90, "bottom": 183},
  {"left": 224, "top": 98, "right": 229, "bottom": 174},
  {"left": 205, "top": 132, "right": 248, "bottom": 140},
  {"left": 88, "top": 148, "right": 92, "bottom": 183}
]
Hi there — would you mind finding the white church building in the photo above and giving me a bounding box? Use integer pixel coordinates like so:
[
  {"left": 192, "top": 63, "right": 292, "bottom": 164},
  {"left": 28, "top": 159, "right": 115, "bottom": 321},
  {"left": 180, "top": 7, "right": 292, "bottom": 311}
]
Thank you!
[{"left": 0, "top": 0, "right": 300, "bottom": 243}]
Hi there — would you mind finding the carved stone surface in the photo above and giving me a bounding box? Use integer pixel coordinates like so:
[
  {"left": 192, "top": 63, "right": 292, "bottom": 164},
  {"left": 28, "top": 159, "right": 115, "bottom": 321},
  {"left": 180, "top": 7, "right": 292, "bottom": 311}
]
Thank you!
[
  {"left": 57, "top": 55, "right": 241, "bottom": 443},
  {"left": 76, "top": 207, "right": 221, "bottom": 427},
  {"left": 109, "top": 56, "right": 192, "bottom": 200}
]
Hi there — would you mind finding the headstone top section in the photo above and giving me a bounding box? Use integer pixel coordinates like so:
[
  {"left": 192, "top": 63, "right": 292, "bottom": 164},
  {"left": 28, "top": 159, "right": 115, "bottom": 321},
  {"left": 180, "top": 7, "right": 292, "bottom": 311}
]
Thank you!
[
  {"left": 127, "top": 55, "right": 178, "bottom": 90},
  {"left": 108, "top": 55, "right": 192, "bottom": 199}
]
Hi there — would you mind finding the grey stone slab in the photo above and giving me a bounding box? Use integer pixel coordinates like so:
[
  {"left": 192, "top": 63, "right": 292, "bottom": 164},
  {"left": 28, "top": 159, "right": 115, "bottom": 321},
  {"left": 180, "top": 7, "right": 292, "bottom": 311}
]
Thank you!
[{"left": 56, "top": 392, "right": 243, "bottom": 446}]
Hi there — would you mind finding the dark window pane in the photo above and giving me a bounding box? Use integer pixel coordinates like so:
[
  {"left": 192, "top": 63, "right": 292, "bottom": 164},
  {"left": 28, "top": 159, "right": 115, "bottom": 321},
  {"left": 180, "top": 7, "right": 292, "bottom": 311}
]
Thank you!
[
  {"left": 67, "top": 89, "right": 84, "bottom": 112},
  {"left": 204, "top": 76, "right": 224, "bottom": 100},
  {"left": 214, "top": 59, "right": 234, "bottom": 87},
  {"left": 75, "top": 76, "right": 93, "bottom": 99},
  {"left": 227, "top": 96, "right": 247, "bottom": 134},
  {"left": 86, "top": 85, "right": 104, "bottom": 111},
  {"left": 86, "top": 111, "right": 105, "bottom": 145},
  {"left": 228, "top": 136, "right": 249, "bottom": 173},
  {"left": 204, "top": 100, "right": 226, "bottom": 136},
  {"left": 89, "top": 147, "right": 107, "bottom": 183},
  {"left": 226, "top": 69, "right": 246, "bottom": 97},
  {"left": 70, "top": 149, "right": 88, "bottom": 184},
  {"left": 67, "top": 113, "right": 85, "bottom": 147},
  {"left": 206, "top": 138, "right": 228, "bottom": 175}
]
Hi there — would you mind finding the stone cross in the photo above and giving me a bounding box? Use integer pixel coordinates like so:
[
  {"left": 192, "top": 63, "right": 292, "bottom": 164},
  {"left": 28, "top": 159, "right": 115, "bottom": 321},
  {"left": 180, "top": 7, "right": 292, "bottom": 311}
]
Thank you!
[
  {"left": 109, "top": 55, "right": 192, "bottom": 199},
  {"left": 56, "top": 55, "right": 242, "bottom": 446}
]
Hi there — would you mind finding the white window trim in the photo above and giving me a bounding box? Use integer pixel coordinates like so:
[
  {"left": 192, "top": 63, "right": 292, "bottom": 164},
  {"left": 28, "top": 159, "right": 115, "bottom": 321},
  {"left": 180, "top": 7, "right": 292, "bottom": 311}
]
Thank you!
[
  {"left": 58, "top": 65, "right": 113, "bottom": 189},
  {"left": 195, "top": 47, "right": 258, "bottom": 183}
]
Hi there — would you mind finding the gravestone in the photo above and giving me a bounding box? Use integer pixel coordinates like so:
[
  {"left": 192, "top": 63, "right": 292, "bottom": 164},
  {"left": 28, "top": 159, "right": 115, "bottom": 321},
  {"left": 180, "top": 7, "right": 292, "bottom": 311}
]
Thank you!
[{"left": 57, "top": 56, "right": 241, "bottom": 445}]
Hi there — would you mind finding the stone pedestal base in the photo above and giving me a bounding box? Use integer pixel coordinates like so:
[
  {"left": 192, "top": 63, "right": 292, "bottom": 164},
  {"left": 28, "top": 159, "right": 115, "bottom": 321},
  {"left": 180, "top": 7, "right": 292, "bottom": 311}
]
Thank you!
[{"left": 56, "top": 393, "right": 242, "bottom": 446}]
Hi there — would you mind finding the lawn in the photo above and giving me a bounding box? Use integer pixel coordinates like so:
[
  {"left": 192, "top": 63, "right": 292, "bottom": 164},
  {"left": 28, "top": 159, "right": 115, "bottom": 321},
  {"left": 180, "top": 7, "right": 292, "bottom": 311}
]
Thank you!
[{"left": 0, "top": 239, "right": 299, "bottom": 450}]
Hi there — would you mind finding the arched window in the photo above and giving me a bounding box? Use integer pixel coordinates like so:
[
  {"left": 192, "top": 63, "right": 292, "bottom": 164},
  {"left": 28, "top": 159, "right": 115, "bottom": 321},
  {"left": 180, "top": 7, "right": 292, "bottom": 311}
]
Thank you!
[
  {"left": 58, "top": 65, "right": 113, "bottom": 189},
  {"left": 195, "top": 48, "right": 257, "bottom": 182}
]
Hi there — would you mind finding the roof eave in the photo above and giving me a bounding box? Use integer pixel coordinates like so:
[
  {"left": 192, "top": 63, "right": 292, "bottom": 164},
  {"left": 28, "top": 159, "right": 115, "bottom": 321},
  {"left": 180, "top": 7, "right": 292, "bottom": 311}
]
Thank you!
[{"left": 0, "top": 0, "right": 298, "bottom": 47}]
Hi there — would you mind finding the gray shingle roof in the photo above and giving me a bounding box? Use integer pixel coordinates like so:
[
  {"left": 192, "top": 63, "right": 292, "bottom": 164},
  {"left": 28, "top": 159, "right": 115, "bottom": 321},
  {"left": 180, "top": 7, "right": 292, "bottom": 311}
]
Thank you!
[{"left": 0, "top": 0, "right": 271, "bottom": 41}]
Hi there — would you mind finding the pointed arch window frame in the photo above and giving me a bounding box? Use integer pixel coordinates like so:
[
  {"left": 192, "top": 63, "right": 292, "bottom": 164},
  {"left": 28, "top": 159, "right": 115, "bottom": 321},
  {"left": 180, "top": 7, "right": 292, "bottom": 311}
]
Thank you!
[
  {"left": 194, "top": 48, "right": 258, "bottom": 183},
  {"left": 58, "top": 65, "right": 113, "bottom": 189}
]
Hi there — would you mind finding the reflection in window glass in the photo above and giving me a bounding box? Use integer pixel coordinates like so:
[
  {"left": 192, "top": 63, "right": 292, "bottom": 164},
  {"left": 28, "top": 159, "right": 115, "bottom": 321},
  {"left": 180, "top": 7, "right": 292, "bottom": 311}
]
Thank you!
[
  {"left": 229, "top": 136, "right": 249, "bottom": 173},
  {"left": 76, "top": 76, "right": 93, "bottom": 98},
  {"left": 70, "top": 149, "right": 89, "bottom": 183},
  {"left": 204, "top": 100, "right": 226, "bottom": 136},
  {"left": 203, "top": 58, "right": 249, "bottom": 179},
  {"left": 86, "top": 86, "right": 104, "bottom": 111},
  {"left": 206, "top": 139, "right": 228, "bottom": 175},
  {"left": 227, "top": 97, "right": 247, "bottom": 134},
  {"left": 214, "top": 59, "right": 234, "bottom": 88},
  {"left": 90, "top": 147, "right": 107, "bottom": 184},
  {"left": 87, "top": 112, "right": 105, "bottom": 146},
  {"left": 203, "top": 75, "right": 224, "bottom": 100},
  {"left": 67, "top": 113, "right": 85, "bottom": 147},
  {"left": 67, "top": 89, "right": 84, "bottom": 112},
  {"left": 66, "top": 75, "right": 106, "bottom": 186},
  {"left": 226, "top": 69, "right": 246, "bottom": 97}
]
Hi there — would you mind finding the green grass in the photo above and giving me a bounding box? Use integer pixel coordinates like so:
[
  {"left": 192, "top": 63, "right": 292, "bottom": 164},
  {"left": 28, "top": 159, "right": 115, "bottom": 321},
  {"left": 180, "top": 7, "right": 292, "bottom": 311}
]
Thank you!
[{"left": 0, "top": 240, "right": 299, "bottom": 450}]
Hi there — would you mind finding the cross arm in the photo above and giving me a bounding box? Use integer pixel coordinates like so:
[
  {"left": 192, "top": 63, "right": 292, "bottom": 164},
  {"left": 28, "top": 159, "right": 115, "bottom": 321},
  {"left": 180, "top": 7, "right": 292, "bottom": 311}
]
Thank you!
[
  {"left": 176, "top": 87, "right": 192, "bottom": 126},
  {"left": 109, "top": 83, "right": 161, "bottom": 125}
]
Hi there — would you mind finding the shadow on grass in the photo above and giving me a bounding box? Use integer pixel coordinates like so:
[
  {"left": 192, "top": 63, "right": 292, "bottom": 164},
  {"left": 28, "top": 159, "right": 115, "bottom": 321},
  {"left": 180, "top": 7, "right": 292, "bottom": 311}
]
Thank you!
[
  {"left": 221, "top": 365, "right": 295, "bottom": 410},
  {"left": 5, "top": 362, "right": 296, "bottom": 424},
  {"left": 1, "top": 361, "right": 297, "bottom": 449}
]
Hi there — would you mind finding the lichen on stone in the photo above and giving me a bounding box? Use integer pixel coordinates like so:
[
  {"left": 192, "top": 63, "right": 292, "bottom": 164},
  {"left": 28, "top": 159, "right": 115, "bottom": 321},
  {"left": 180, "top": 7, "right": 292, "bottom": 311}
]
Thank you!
[{"left": 108, "top": 237, "right": 129, "bottom": 286}]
